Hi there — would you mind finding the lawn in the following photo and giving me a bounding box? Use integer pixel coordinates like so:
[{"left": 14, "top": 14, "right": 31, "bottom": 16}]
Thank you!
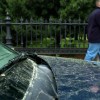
[{"left": 27, "top": 37, "right": 88, "bottom": 48}]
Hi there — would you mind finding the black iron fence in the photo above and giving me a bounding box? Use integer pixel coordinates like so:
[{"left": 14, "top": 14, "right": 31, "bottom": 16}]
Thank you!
[{"left": 0, "top": 13, "right": 88, "bottom": 54}]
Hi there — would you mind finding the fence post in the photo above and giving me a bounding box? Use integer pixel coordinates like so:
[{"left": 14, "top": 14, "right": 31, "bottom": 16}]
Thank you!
[{"left": 5, "top": 12, "right": 12, "bottom": 46}]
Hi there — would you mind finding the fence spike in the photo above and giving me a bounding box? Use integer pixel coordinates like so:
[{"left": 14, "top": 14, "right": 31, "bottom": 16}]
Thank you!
[
  {"left": 83, "top": 20, "right": 86, "bottom": 23},
  {"left": 25, "top": 19, "right": 28, "bottom": 23},
  {"left": 68, "top": 18, "right": 71, "bottom": 23},
  {"left": 49, "top": 17, "right": 53, "bottom": 23},
  {"left": 45, "top": 19, "right": 47, "bottom": 23},
  {"left": 64, "top": 19, "right": 66, "bottom": 23},
  {"left": 30, "top": 17, "right": 33, "bottom": 23},
  {"left": 59, "top": 18, "right": 62, "bottom": 23},
  {"left": 15, "top": 19, "right": 18, "bottom": 23},
  {"left": 39, "top": 18, "right": 43, "bottom": 23},
  {"left": 0, "top": 19, "right": 2, "bottom": 23},
  {"left": 20, "top": 17, "right": 23, "bottom": 23},
  {"left": 78, "top": 17, "right": 81, "bottom": 23},
  {"left": 73, "top": 19, "right": 77, "bottom": 23}
]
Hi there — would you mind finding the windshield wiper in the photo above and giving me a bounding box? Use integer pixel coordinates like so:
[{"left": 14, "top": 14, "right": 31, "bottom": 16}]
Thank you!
[{"left": 0, "top": 53, "right": 27, "bottom": 74}]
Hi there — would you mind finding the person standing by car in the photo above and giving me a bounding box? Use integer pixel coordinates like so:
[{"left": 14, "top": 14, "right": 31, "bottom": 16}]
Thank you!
[{"left": 84, "top": 0, "right": 100, "bottom": 61}]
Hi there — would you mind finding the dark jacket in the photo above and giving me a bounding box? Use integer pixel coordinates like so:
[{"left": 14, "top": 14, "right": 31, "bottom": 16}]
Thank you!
[{"left": 87, "top": 7, "right": 100, "bottom": 43}]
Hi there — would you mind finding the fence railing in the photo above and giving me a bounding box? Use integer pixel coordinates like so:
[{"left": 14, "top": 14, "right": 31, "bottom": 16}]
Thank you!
[{"left": 0, "top": 13, "right": 88, "bottom": 54}]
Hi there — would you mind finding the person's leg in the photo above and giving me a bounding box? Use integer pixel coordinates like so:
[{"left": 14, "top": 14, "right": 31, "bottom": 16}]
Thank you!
[
  {"left": 84, "top": 43, "right": 99, "bottom": 61},
  {"left": 98, "top": 43, "right": 100, "bottom": 60}
]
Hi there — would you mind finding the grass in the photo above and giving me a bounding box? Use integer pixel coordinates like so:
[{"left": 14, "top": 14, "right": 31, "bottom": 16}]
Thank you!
[
  {"left": 28, "top": 38, "right": 55, "bottom": 48},
  {"left": 25, "top": 37, "right": 88, "bottom": 48},
  {"left": 61, "top": 37, "right": 88, "bottom": 48}
]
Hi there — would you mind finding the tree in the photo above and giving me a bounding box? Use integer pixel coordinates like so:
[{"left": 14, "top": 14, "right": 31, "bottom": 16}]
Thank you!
[
  {"left": 6, "top": 0, "right": 60, "bottom": 20},
  {"left": 6, "top": 0, "right": 30, "bottom": 20},
  {"left": 0, "top": 0, "right": 96, "bottom": 20},
  {"left": 0, "top": 0, "right": 7, "bottom": 19},
  {"left": 59, "top": 0, "right": 95, "bottom": 20}
]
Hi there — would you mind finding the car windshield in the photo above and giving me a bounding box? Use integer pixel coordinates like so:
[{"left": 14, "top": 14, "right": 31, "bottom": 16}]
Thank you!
[{"left": 0, "top": 43, "right": 19, "bottom": 70}]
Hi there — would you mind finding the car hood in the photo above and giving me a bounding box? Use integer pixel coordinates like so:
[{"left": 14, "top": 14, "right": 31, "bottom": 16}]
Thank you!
[{"left": 0, "top": 56, "right": 57, "bottom": 100}]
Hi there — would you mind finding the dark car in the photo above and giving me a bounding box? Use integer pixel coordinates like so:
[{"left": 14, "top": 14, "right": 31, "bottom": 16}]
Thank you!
[
  {"left": 0, "top": 43, "right": 58, "bottom": 100},
  {"left": 1, "top": 43, "right": 100, "bottom": 100}
]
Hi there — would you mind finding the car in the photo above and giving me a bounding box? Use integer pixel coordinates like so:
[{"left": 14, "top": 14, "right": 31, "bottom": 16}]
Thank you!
[
  {"left": 0, "top": 43, "right": 58, "bottom": 100},
  {"left": 1, "top": 43, "right": 100, "bottom": 100}
]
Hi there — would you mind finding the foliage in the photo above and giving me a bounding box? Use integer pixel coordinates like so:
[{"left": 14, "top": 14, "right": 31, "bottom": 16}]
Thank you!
[
  {"left": 6, "top": 0, "right": 60, "bottom": 20},
  {"left": 59, "top": 0, "right": 95, "bottom": 20},
  {"left": 0, "top": 0, "right": 96, "bottom": 20},
  {"left": 0, "top": 0, "right": 7, "bottom": 19}
]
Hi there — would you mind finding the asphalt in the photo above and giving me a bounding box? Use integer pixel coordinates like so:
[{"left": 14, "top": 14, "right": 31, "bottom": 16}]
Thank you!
[{"left": 40, "top": 56, "right": 100, "bottom": 100}]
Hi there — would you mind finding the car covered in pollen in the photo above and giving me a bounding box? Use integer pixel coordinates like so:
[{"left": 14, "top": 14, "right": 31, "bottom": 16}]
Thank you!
[
  {"left": 1, "top": 43, "right": 100, "bottom": 100},
  {"left": 0, "top": 43, "right": 58, "bottom": 100}
]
